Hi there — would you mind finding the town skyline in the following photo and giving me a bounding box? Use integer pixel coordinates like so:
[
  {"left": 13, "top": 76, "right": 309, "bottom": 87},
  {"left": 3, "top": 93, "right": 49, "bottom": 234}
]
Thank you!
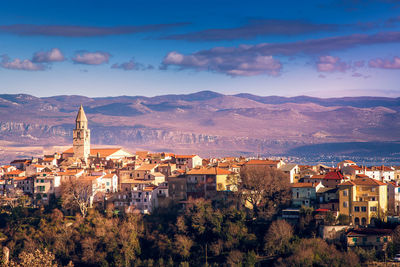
[{"left": 1, "top": 0, "right": 400, "bottom": 97}]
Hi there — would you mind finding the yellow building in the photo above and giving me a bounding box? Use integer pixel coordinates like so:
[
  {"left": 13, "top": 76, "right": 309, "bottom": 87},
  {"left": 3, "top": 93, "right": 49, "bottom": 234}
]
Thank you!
[{"left": 338, "top": 178, "right": 387, "bottom": 226}]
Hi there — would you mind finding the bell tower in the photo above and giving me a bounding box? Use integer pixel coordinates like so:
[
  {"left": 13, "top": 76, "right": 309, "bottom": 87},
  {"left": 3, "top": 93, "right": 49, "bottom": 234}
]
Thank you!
[{"left": 73, "top": 105, "right": 90, "bottom": 161}]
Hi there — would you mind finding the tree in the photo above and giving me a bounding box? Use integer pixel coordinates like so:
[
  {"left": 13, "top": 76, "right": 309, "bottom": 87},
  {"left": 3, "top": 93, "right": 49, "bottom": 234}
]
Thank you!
[
  {"left": 239, "top": 166, "right": 290, "bottom": 218},
  {"left": 9, "top": 248, "right": 58, "bottom": 267},
  {"left": 276, "top": 238, "right": 359, "bottom": 267},
  {"left": 60, "top": 177, "right": 92, "bottom": 218},
  {"left": 264, "top": 219, "right": 293, "bottom": 256}
]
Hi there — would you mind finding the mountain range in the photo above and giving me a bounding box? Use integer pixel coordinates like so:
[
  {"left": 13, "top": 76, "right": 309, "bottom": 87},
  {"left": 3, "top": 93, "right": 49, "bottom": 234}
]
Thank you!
[{"left": 1, "top": 91, "right": 400, "bottom": 162}]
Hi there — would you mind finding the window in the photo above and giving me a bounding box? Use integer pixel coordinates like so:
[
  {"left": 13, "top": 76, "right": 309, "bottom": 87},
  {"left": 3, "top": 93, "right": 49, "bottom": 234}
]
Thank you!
[
  {"left": 361, "top": 207, "right": 367, "bottom": 212},
  {"left": 343, "top": 201, "right": 348, "bottom": 208},
  {"left": 363, "top": 237, "right": 367, "bottom": 243},
  {"left": 354, "top": 206, "right": 360, "bottom": 212},
  {"left": 370, "top": 206, "right": 377, "bottom": 212},
  {"left": 371, "top": 197, "right": 376, "bottom": 201},
  {"left": 343, "top": 190, "right": 348, "bottom": 196},
  {"left": 371, "top": 187, "right": 376, "bottom": 192}
]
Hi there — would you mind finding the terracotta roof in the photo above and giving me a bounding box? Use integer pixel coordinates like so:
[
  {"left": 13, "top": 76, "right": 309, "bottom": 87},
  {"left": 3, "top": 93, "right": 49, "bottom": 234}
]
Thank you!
[
  {"left": 347, "top": 228, "right": 392, "bottom": 237},
  {"left": 31, "top": 164, "right": 45, "bottom": 168},
  {"left": 11, "top": 159, "right": 30, "bottom": 164},
  {"left": 6, "top": 170, "right": 24, "bottom": 175},
  {"left": 340, "top": 178, "right": 386, "bottom": 186},
  {"left": 175, "top": 155, "right": 198, "bottom": 159},
  {"left": 14, "top": 176, "right": 28, "bottom": 181},
  {"left": 348, "top": 165, "right": 363, "bottom": 171},
  {"left": 356, "top": 174, "right": 369, "bottom": 178},
  {"left": 309, "top": 175, "right": 325, "bottom": 179},
  {"left": 136, "top": 164, "right": 158, "bottom": 171},
  {"left": 292, "top": 182, "right": 319, "bottom": 188},
  {"left": 388, "top": 181, "right": 400, "bottom": 188},
  {"left": 63, "top": 147, "right": 124, "bottom": 157},
  {"left": 103, "top": 173, "right": 116, "bottom": 178},
  {"left": 187, "top": 167, "right": 232, "bottom": 175},
  {"left": 342, "top": 160, "right": 356, "bottom": 164},
  {"left": 81, "top": 175, "right": 102, "bottom": 181},
  {"left": 371, "top": 166, "right": 394, "bottom": 171},
  {"left": 245, "top": 159, "right": 280, "bottom": 165},
  {"left": 324, "top": 171, "right": 344, "bottom": 180},
  {"left": 43, "top": 158, "right": 55, "bottom": 162}
]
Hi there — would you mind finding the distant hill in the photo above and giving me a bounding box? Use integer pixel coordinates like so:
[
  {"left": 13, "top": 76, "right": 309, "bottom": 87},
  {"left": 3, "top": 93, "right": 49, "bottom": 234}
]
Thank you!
[{"left": 1, "top": 91, "right": 400, "bottom": 161}]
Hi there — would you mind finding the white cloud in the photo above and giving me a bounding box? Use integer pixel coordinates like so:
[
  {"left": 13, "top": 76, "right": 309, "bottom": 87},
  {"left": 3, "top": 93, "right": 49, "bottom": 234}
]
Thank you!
[
  {"left": 32, "top": 48, "right": 65, "bottom": 63},
  {"left": 72, "top": 51, "right": 110, "bottom": 65}
]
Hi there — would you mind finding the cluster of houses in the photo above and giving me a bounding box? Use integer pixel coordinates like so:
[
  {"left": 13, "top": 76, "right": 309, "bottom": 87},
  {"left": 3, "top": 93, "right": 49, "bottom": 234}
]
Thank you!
[{"left": 1, "top": 105, "right": 399, "bottom": 251}]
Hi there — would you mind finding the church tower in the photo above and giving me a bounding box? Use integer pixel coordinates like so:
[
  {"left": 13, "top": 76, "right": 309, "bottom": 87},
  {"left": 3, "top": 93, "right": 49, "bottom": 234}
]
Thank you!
[{"left": 73, "top": 105, "right": 90, "bottom": 161}]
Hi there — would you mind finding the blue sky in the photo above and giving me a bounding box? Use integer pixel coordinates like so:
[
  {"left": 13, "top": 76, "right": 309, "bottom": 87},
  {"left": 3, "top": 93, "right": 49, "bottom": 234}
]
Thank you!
[{"left": 1, "top": 0, "right": 400, "bottom": 97}]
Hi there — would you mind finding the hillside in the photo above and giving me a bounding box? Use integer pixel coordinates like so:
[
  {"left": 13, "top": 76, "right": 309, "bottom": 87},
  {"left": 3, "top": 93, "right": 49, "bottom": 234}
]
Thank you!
[{"left": 1, "top": 91, "right": 400, "bottom": 161}]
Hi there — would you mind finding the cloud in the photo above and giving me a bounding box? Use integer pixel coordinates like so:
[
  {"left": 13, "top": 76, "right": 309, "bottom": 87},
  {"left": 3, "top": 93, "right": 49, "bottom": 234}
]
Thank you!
[
  {"left": 161, "top": 51, "right": 281, "bottom": 76},
  {"left": 316, "top": 56, "right": 350, "bottom": 72},
  {"left": 32, "top": 48, "right": 65, "bottom": 63},
  {"left": 111, "top": 58, "right": 153, "bottom": 71},
  {"left": 1, "top": 55, "right": 45, "bottom": 71},
  {"left": 163, "top": 19, "right": 340, "bottom": 41},
  {"left": 0, "top": 23, "right": 189, "bottom": 37},
  {"left": 72, "top": 51, "right": 110, "bottom": 65},
  {"left": 162, "top": 31, "right": 400, "bottom": 76},
  {"left": 369, "top": 56, "right": 400, "bottom": 69}
]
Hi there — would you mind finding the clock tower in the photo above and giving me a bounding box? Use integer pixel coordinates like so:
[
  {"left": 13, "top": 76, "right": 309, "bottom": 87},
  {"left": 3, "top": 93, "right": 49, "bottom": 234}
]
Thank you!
[{"left": 73, "top": 105, "right": 90, "bottom": 161}]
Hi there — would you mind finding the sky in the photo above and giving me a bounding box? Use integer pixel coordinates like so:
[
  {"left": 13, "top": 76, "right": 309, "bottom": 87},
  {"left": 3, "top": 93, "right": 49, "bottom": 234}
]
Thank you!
[{"left": 1, "top": 0, "right": 400, "bottom": 97}]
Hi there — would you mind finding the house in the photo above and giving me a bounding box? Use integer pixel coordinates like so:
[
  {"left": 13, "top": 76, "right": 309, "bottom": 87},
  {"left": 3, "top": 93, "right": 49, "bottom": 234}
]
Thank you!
[
  {"left": 317, "top": 187, "right": 339, "bottom": 211},
  {"left": 4, "top": 170, "right": 26, "bottom": 179},
  {"left": 346, "top": 228, "right": 392, "bottom": 250},
  {"left": 130, "top": 184, "right": 157, "bottom": 214},
  {"left": 157, "top": 163, "right": 176, "bottom": 177},
  {"left": 185, "top": 167, "right": 236, "bottom": 199},
  {"left": 102, "top": 173, "right": 119, "bottom": 193},
  {"left": 341, "top": 165, "right": 365, "bottom": 179},
  {"left": 279, "top": 163, "right": 300, "bottom": 183},
  {"left": 62, "top": 147, "right": 133, "bottom": 161},
  {"left": 10, "top": 159, "right": 31, "bottom": 170},
  {"left": 291, "top": 182, "right": 324, "bottom": 207},
  {"left": 133, "top": 164, "right": 159, "bottom": 180},
  {"left": 173, "top": 155, "right": 202, "bottom": 170},
  {"left": 26, "top": 164, "right": 46, "bottom": 176},
  {"left": 370, "top": 165, "right": 395, "bottom": 182},
  {"left": 338, "top": 178, "right": 387, "bottom": 226},
  {"left": 34, "top": 172, "right": 62, "bottom": 204},
  {"left": 244, "top": 159, "right": 285, "bottom": 169},
  {"left": 168, "top": 176, "right": 187, "bottom": 201},
  {"left": 14, "top": 176, "right": 34, "bottom": 194},
  {"left": 322, "top": 171, "right": 348, "bottom": 188},
  {"left": 338, "top": 160, "right": 357, "bottom": 170},
  {"left": 387, "top": 181, "right": 400, "bottom": 215},
  {"left": 41, "top": 157, "right": 58, "bottom": 168}
]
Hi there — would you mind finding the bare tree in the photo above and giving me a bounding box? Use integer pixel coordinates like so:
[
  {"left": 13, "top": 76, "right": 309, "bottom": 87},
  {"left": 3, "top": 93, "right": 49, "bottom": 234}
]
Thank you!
[
  {"left": 264, "top": 219, "right": 293, "bottom": 256},
  {"left": 60, "top": 177, "right": 92, "bottom": 218},
  {"left": 239, "top": 166, "right": 290, "bottom": 218}
]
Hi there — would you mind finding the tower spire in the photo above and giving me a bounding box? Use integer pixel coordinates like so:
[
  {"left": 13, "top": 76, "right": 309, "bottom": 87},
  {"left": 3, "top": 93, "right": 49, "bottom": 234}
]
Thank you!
[{"left": 73, "top": 105, "right": 90, "bottom": 161}]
